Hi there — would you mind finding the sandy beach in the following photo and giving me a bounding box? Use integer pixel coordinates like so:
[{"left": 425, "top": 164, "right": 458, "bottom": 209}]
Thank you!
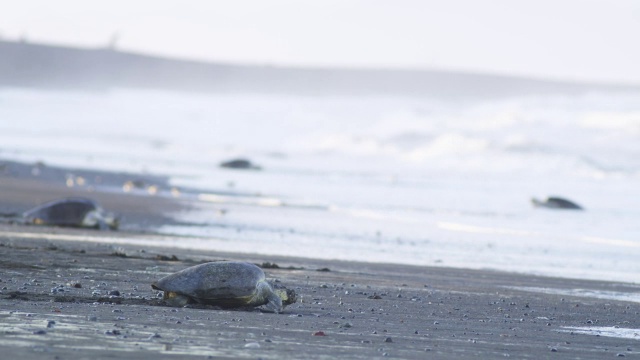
[{"left": 0, "top": 161, "right": 639, "bottom": 359}]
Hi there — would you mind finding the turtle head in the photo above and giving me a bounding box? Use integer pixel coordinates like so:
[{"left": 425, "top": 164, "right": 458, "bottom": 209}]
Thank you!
[
  {"left": 275, "top": 288, "right": 297, "bottom": 307},
  {"left": 82, "top": 210, "right": 119, "bottom": 230}
]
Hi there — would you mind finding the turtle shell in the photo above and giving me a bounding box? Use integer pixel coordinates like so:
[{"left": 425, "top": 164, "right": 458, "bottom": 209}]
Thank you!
[
  {"left": 152, "top": 261, "right": 267, "bottom": 306},
  {"left": 23, "top": 197, "right": 99, "bottom": 226},
  {"left": 531, "top": 196, "right": 583, "bottom": 210},
  {"left": 22, "top": 197, "right": 119, "bottom": 229}
]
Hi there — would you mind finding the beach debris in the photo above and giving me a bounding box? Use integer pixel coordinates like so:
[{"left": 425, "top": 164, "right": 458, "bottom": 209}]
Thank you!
[
  {"left": 531, "top": 196, "right": 583, "bottom": 210},
  {"left": 312, "top": 331, "right": 326, "bottom": 336},
  {"left": 219, "top": 158, "right": 261, "bottom": 170},
  {"left": 155, "top": 254, "right": 180, "bottom": 261},
  {"left": 65, "top": 174, "right": 86, "bottom": 187},
  {"left": 258, "top": 262, "right": 304, "bottom": 270},
  {"left": 151, "top": 261, "right": 297, "bottom": 313},
  {"left": 19, "top": 197, "right": 119, "bottom": 230},
  {"left": 122, "top": 179, "right": 160, "bottom": 195},
  {"left": 122, "top": 179, "right": 146, "bottom": 192},
  {"left": 260, "top": 262, "right": 281, "bottom": 269}
]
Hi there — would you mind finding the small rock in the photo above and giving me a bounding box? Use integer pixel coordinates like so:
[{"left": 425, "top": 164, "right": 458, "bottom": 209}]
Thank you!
[
  {"left": 313, "top": 331, "right": 326, "bottom": 336},
  {"left": 32, "top": 330, "right": 47, "bottom": 335},
  {"left": 384, "top": 337, "right": 393, "bottom": 343},
  {"left": 550, "top": 347, "right": 558, "bottom": 352},
  {"left": 47, "top": 320, "right": 56, "bottom": 328},
  {"left": 109, "top": 290, "right": 121, "bottom": 296}
]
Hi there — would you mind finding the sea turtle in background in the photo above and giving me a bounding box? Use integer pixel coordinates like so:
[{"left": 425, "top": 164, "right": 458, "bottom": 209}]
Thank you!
[
  {"left": 22, "top": 197, "right": 119, "bottom": 229},
  {"left": 151, "top": 261, "right": 296, "bottom": 313},
  {"left": 219, "top": 158, "right": 261, "bottom": 170},
  {"left": 531, "top": 196, "right": 583, "bottom": 210}
]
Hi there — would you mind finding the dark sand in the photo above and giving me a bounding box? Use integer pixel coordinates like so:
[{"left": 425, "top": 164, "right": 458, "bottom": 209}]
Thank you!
[{"left": 1, "top": 161, "right": 640, "bottom": 359}]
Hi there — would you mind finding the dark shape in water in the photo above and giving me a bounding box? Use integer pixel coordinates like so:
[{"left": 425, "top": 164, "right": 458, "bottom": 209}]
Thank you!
[
  {"left": 22, "top": 197, "right": 119, "bottom": 229},
  {"left": 151, "top": 261, "right": 296, "bottom": 312},
  {"left": 531, "top": 196, "right": 583, "bottom": 210},
  {"left": 219, "top": 158, "right": 261, "bottom": 170}
]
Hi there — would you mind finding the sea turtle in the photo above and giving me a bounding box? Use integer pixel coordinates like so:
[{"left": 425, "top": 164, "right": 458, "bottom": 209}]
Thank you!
[
  {"left": 219, "top": 158, "right": 261, "bottom": 170},
  {"left": 22, "top": 197, "right": 119, "bottom": 229},
  {"left": 531, "top": 196, "right": 583, "bottom": 210},
  {"left": 151, "top": 261, "right": 296, "bottom": 313}
]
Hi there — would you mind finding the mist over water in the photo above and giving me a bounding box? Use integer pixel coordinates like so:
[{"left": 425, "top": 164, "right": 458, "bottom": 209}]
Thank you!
[{"left": 1, "top": 87, "right": 640, "bottom": 283}]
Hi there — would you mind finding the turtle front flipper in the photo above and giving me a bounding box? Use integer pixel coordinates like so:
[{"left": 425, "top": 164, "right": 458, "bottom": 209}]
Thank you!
[{"left": 254, "top": 281, "right": 282, "bottom": 313}]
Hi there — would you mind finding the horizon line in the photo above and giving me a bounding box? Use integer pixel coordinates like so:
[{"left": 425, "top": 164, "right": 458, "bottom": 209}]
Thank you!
[{"left": 2, "top": 38, "right": 638, "bottom": 88}]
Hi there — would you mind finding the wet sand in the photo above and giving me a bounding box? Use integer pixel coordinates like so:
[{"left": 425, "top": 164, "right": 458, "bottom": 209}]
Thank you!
[{"left": 1, "top": 161, "right": 640, "bottom": 359}]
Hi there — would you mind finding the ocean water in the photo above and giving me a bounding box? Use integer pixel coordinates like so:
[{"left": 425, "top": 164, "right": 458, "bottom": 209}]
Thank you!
[{"left": 1, "top": 87, "right": 639, "bottom": 283}]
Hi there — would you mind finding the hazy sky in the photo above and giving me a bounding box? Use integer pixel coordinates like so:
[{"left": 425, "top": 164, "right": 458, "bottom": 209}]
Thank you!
[{"left": 2, "top": 0, "right": 639, "bottom": 84}]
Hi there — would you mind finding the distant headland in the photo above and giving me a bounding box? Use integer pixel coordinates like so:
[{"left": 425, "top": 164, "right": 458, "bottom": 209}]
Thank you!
[{"left": 0, "top": 40, "right": 637, "bottom": 97}]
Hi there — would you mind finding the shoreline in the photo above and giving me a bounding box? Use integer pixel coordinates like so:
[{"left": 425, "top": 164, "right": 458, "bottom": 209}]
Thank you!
[{"left": 2, "top": 157, "right": 639, "bottom": 285}]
